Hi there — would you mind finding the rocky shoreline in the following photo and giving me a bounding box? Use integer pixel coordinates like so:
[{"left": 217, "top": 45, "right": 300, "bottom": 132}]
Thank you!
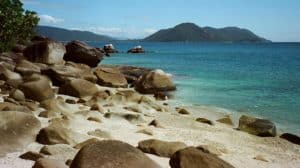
[{"left": 0, "top": 37, "right": 300, "bottom": 168}]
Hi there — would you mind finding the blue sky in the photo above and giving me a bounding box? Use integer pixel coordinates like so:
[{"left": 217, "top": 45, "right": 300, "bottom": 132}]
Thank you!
[{"left": 22, "top": 0, "right": 300, "bottom": 41}]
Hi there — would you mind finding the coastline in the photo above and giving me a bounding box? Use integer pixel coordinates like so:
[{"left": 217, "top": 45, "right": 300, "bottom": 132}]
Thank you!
[{"left": 0, "top": 39, "right": 300, "bottom": 168}]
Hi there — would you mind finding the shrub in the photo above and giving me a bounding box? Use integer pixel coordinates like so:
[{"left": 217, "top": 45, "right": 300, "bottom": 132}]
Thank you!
[{"left": 0, "top": 0, "right": 39, "bottom": 52}]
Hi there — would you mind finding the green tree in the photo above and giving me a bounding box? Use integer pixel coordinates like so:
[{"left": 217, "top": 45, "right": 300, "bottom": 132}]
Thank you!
[{"left": 0, "top": 0, "right": 39, "bottom": 52}]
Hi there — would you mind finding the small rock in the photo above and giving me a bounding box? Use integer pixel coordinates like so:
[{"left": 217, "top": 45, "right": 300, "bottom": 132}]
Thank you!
[
  {"left": 254, "top": 155, "right": 269, "bottom": 162},
  {"left": 154, "top": 92, "right": 168, "bottom": 100},
  {"left": 196, "top": 118, "right": 214, "bottom": 125},
  {"left": 216, "top": 115, "right": 234, "bottom": 126},
  {"left": 138, "top": 139, "right": 187, "bottom": 157},
  {"left": 148, "top": 119, "right": 164, "bottom": 128},
  {"left": 19, "top": 151, "right": 44, "bottom": 161},
  {"left": 33, "top": 158, "right": 68, "bottom": 168},
  {"left": 87, "top": 129, "right": 111, "bottom": 139},
  {"left": 65, "top": 99, "right": 76, "bottom": 104},
  {"left": 9, "top": 89, "right": 25, "bottom": 101},
  {"left": 178, "top": 108, "right": 190, "bottom": 115},
  {"left": 136, "top": 128, "right": 153, "bottom": 136},
  {"left": 90, "top": 103, "right": 104, "bottom": 113},
  {"left": 280, "top": 133, "right": 300, "bottom": 145},
  {"left": 40, "top": 144, "right": 77, "bottom": 156},
  {"left": 87, "top": 116, "right": 102, "bottom": 123}
]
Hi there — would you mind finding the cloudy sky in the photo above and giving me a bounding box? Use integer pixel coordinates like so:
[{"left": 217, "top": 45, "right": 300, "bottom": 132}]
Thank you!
[{"left": 22, "top": 0, "right": 300, "bottom": 41}]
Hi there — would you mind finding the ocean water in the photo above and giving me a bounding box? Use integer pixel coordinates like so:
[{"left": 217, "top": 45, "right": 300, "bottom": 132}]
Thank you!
[{"left": 88, "top": 41, "right": 300, "bottom": 135}]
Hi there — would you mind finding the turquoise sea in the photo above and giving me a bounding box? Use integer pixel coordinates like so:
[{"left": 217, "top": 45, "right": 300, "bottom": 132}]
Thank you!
[{"left": 89, "top": 42, "right": 300, "bottom": 135}]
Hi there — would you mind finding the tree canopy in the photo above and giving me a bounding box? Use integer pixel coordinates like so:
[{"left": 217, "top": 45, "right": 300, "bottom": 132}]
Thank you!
[{"left": 0, "top": 0, "right": 39, "bottom": 52}]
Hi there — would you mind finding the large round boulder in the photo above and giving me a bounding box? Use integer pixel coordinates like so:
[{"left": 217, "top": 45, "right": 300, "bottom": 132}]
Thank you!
[
  {"left": 42, "top": 64, "right": 97, "bottom": 86},
  {"left": 59, "top": 78, "right": 99, "bottom": 98},
  {"left": 169, "top": 147, "right": 234, "bottom": 168},
  {"left": 64, "top": 41, "right": 104, "bottom": 67},
  {"left": 135, "top": 69, "right": 176, "bottom": 94},
  {"left": 24, "top": 41, "right": 66, "bottom": 65},
  {"left": 36, "top": 124, "right": 89, "bottom": 146},
  {"left": 238, "top": 115, "right": 276, "bottom": 137},
  {"left": 94, "top": 67, "right": 128, "bottom": 88},
  {"left": 138, "top": 139, "right": 187, "bottom": 157},
  {"left": 15, "top": 59, "right": 41, "bottom": 76},
  {"left": 0, "top": 111, "right": 41, "bottom": 156},
  {"left": 19, "top": 74, "right": 55, "bottom": 102},
  {"left": 70, "top": 140, "right": 160, "bottom": 168}
]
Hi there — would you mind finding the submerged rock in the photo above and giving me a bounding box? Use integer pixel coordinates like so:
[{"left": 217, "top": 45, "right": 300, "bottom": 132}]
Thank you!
[
  {"left": 238, "top": 115, "right": 276, "bottom": 137},
  {"left": 169, "top": 147, "right": 235, "bottom": 168},
  {"left": 127, "top": 45, "right": 145, "bottom": 53},
  {"left": 135, "top": 69, "right": 176, "bottom": 94},
  {"left": 19, "top": 151, "right": 44, "bottom": 161},
  {"left": 138, "top": 139, "right": 187, "bottom": 157},
  {"left": 64, "top": 40, "right": 104, "bottom": 67},
  {"left": 103, "top": 44, "right": 118, "bottom": 54},
  {"left": 70, "top": 140, "right": 160, "bottom": 168}
]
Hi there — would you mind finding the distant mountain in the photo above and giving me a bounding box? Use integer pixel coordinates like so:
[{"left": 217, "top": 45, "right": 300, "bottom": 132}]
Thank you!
[
  {"left": 144, "top": 23, "right": 269, "bottom": 42},
  {"left": 36, "top": 25, "right": 115, "bottom": 42}
]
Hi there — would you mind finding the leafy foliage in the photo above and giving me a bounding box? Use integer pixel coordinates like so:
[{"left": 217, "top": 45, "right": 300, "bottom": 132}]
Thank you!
[{"left": 0, "top": 0, "right": 39, "bottom": 52}]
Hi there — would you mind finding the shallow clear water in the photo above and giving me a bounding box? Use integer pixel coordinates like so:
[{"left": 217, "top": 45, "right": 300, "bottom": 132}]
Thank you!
[{"left": 89, "top": 41, "right": 300, "bottom": 135}]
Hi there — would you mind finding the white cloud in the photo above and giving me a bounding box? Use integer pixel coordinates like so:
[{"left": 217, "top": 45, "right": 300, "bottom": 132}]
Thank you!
[
  {"left": 143, "top": 28, "right": 157, "bottom": 34},
  {"left": 39, "top": 14, "right": 64, "bottom": 24},
  {"left": 87, "top": 27, "right": 124, "bottom": 34},
  {"left": 73, "top": 27, "right": 157, "bottom": 39}
]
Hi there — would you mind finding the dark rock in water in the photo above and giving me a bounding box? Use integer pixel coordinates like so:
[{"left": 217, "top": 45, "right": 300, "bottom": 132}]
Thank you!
[
  {"left": 169, "top": 147, "right": 235, "bottom": 168},
  {"left": 70, "top": 140, "right": 160, "bottom": 168},
  {"left": 59, "top": 78, "right": 99, "bottom": 98},
  {"left": 94, "top": 67, "right": 128, "bottom": 88},
  {"left": 135, "top": 70, "right": 176, "bottom": 94},
  {"left": 0, "top": 111, "right": 41, "bottom": 156},
  {"left": 127, "top": 45, "right": 145, "bottom": 53},
  {"left": 238, "top": 115, "right": 276, "bottom": 137},
  {"left": 196, "top": 118, "right": 214, "bottom": 125},
  {"left": 103, "top": 44, "right": 118, "bottom": 54},
  {"left": 19, "top": 74, "right": 55, "bottom": 102},
  {"left": 24, "top": 41, "right": 66, "bottom": 65},
  {"left": 33, "top": 158, "right": 68, "bottom": 168},
  {"left": 64, "top": 40, "right": 104, "bottom": 67},
  {"left": 138, "top": 139, "right": 187, "bottom": 157},
  {"left": 280, "top": 133, "right": 300, "bottom": 145}
]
